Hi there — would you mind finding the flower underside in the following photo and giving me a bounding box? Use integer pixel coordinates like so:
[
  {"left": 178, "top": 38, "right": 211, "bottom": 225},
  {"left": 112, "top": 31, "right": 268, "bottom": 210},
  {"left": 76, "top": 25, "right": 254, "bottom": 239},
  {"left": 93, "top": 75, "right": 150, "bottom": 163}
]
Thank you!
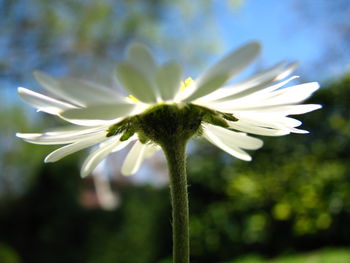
[
  {"left": 106, "top": 103, "right": 238, "bottom": 146},
  {"left": 107, "top": 76, "right": 239, "bottom": 146}
]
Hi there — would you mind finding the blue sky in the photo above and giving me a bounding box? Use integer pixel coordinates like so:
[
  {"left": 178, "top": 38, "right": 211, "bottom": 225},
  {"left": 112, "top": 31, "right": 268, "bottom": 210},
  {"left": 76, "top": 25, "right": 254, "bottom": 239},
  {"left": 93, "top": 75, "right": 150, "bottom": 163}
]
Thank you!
[
  {"left": 216, "top": 1, "right": 319, "bottom": 62},
  {"left": 210, "top": 0, "right": 348, "bottom": 81}
]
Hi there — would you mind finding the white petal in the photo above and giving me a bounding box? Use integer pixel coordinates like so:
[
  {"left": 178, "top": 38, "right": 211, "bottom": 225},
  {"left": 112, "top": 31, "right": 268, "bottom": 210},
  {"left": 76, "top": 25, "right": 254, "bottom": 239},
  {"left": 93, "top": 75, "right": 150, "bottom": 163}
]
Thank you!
[
  {"left": 156, "top": 62, "right": 183, "bottom": 101},
  {"left": 209, "top": 76, "right": 299, "bottom": 105},
  {"left": 60, "top": 118, "right": 116, "bottom": 127},
  {"left": 237, "top": 61, "right": 298, "bottom": 85},
  {"left": 252, "top": 104, "right": 322, "bottom": 115},
  {"left": 43, "top": 125, "right": 103, "bottom": 135},
  {"left": 59, "top": 103, "right": 135, "bottom": 121},
  {"left": 211, "top": 82, "right": 320, "bottom": 112},
  {"left": 18, "top": 87, "right": 76, "bottom": 114},
  {"left": 58, "top": 78, "right": 126, "bottom": 106},
  {"left": 81, "top": 137, "right": 123, "bottom": 177},
  {"left": 252, "top": 82, "right": 320, "bottom": 107},
  {"left": 44, "top": 133, "right": 107, "bottom": 162},
  {"left": 144, "top": 144, "right": 160, "bottom": 158},
  {"left": 233, "top": 61, "right": 298, "bottom": 89},
  {"left": 33, "top": 70, "right": 61, "bottom": 96},
  {"left": 127, "top": 43, "right": 157, "bottom": 78},
  {"left": 96, "top": 134, "right": 135, "bottom": 151},
  {"left": 274, "top": 62, "right": 299, "bottom": 81},
  {"left": 111, "top": 137, "right": 135, "bottom": 152},
  {"left": 232, "top": 113, "right": 306, "bottom": 134},
  {"left": 184, "top": 42, "right": 261, "bottom": 102},
  {"left": 275, "top": 116, "right": 302, "bottom": 127},
  {"left": 121, "top": 141, "right": 150, "bottom": 175},
  {"left": 289, "top": 127, "right": 309, "bottom": 134},
  {"left": 205, "top": 124, "right": 263, "bottom": 149},
  {"left": 16, "top": 133, "right": 42, "bottom": 139},
  {"left": 43, "top": 126, "right": 105, "bottom": 137},
  {"left": 203, "top": 132, "right": 251, "bottom": 160},
  {"left": 229, "top": 121, "right": 290, "bottom": 136},
  {"left": 16, "top": 129, "right": 106, "bottom": 145},
  {"left": 198, "top": 62, "right": 298, "bottom": 103},
  {"left": 34, "top": 71, "right": 124, "bottom": 106},
  {"left": 116, "top": 62, "right": 158, "bottom": 103},
  {"left": 198, "top": 76, "right": 298, "bottom": 111},
  {"left": 202, "top": 124, "right": 263, "bottom": 161}
]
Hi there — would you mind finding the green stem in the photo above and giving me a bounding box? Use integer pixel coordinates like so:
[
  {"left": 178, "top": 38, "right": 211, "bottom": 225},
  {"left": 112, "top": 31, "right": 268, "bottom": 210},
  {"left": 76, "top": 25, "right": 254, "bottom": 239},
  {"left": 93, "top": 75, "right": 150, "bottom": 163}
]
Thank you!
[{"left": 161, "top": 139, "right": 190, "bottom": 263}]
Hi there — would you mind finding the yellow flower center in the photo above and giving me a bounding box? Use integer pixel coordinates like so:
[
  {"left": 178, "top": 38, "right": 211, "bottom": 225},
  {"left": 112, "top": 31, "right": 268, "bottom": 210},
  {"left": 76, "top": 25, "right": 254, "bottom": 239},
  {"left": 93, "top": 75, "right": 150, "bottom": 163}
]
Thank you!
[
  {"left": 128, "top": 94, "right": 141, "bottom": 103},
  {"left": 127, "top": 77, "right": 194, "bottom": 103},
  {"left": 180, "top": 77, "right": 194, "bottom": 92}
]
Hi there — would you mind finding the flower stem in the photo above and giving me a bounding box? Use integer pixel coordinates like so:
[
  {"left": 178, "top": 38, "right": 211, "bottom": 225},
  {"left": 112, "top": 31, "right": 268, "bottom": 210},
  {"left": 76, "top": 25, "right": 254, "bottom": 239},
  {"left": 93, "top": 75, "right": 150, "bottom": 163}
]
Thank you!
[{"left": 161, "top": 139, "right": 189, "bottom": 263}]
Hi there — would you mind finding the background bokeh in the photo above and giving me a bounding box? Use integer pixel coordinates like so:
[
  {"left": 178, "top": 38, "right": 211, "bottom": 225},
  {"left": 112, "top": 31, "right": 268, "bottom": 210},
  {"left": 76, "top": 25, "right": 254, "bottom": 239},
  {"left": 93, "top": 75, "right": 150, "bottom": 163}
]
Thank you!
[{"left": 1, "top": 0, "right": 350, "bottom": 262}]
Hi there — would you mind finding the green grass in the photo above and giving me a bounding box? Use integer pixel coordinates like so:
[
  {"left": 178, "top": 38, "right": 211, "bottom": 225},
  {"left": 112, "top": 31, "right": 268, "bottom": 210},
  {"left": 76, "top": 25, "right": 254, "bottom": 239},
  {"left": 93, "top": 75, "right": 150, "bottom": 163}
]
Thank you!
[{"left": 226, "top": 248, "right": 350, "bottom": 263}]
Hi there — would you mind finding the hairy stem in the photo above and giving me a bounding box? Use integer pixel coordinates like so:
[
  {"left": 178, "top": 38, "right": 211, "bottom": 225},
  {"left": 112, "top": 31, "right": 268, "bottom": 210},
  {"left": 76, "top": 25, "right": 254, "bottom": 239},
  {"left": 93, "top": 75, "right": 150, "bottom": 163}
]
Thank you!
[{"left": 161, "top": 139, "right": 189, "bottom": 263}]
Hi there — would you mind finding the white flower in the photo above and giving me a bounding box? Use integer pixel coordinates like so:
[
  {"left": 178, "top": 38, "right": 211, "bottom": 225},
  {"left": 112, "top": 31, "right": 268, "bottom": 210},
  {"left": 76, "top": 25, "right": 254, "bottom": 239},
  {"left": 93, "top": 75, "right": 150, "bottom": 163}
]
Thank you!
[{"left": 17, "top": 42, "right": 321, "bottom": 177}]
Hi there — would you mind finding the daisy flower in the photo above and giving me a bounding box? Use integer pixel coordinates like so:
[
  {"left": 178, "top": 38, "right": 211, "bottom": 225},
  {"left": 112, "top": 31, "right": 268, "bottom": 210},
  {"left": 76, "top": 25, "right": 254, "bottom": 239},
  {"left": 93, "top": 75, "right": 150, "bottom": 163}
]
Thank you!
[{"left": 16, "top": 42, "right": 321, "bottom": 177}]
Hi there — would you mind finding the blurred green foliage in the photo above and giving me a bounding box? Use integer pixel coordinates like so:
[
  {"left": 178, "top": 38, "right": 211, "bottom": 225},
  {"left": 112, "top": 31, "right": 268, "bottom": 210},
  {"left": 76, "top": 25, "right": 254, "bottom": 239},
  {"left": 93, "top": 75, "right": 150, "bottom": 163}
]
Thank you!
[
  {"left": 0, "top": 158, "right": 171, "bottom": 263},
  {"left": 0, "top": 243, "right": 21, "bottom": 263},
  {"left": 226, "top": 248, "right": 350, "bottom": 263},
  {"left": 0, "top": 104, "right": 48, "bottom": 199}
]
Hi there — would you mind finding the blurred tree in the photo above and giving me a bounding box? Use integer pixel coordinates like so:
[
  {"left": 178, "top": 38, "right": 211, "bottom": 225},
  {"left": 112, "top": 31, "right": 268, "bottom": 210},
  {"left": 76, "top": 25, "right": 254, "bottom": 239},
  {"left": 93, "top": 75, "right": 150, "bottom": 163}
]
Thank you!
[{"left": 0, "top": 0, "right": 222, "bottom": 85}]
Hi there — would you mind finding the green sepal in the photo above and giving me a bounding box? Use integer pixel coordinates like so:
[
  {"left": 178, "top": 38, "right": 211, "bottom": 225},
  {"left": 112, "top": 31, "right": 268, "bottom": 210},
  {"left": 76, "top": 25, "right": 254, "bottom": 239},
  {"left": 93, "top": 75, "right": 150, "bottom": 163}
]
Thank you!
[
  {"left": 195, "top": 125, "right": 204, "bottom": 137},
  {"left": 222, "top": 113, "right": 238, "bottom": 122},
  {"left": 137, "top": 132, "right": 149, "bottom": 144},
  {"left": 120, "top": 129, "right": 135, "bottom": 141},
  {"left": 203, "top": 113, "right": 229, "bottom": 128},
  {"left": 106, "top": 117, "right": 133, "bottom": 138},
  {"left": 106, "top": 126, "right": 119, "bottom": 137}
]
